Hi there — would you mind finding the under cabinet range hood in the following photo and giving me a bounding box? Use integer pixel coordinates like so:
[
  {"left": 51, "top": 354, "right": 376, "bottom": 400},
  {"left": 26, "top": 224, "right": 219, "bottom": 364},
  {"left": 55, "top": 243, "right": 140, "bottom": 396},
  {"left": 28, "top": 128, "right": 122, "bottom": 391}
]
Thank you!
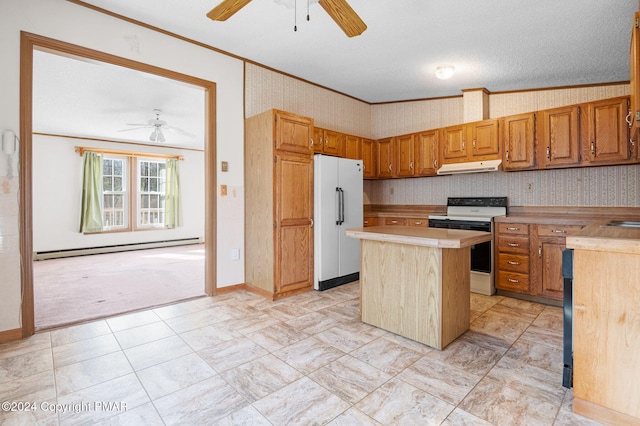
[{"left": 436, "top": 159, "right": 502, "bottom": 175}]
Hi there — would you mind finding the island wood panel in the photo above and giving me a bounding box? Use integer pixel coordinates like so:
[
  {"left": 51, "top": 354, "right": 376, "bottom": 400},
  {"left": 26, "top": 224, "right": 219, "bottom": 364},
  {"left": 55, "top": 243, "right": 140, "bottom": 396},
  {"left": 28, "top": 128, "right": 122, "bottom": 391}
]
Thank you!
[
  {"left": 573, "top": 249, "right": 640, "bottom": 423},
  {"left": 359, "top": 239, "right": 470, "bottom": 349}
]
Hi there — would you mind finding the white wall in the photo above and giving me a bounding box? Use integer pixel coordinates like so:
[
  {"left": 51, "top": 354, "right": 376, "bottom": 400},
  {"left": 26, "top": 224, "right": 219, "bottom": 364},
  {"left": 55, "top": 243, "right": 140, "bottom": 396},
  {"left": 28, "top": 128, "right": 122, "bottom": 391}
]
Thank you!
[
  {"left": 0, "top": 0, "right": 245, "bottom": 333},
  {"left": 32, "top": 135, "right": 205, "bottom": 252}
]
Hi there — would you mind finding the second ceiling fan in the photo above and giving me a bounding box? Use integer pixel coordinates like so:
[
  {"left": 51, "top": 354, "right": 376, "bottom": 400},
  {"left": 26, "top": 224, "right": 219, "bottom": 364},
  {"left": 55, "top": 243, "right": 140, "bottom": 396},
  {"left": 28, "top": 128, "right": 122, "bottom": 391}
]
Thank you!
[{"left": 206, "top": 0, "right": 366, "bottom": 37}]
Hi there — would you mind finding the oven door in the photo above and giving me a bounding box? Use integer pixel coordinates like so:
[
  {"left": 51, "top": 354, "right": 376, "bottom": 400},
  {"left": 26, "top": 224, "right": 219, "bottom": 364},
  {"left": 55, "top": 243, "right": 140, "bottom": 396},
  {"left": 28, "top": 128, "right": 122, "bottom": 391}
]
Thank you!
[{"left": 428, "top": 219, "right": 492, "bottom": 273}]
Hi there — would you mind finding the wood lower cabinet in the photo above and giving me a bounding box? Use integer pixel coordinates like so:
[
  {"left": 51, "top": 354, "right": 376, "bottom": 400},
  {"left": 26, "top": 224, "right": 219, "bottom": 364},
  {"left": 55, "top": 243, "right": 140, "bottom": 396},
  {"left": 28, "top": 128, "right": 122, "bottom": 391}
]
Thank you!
[
  {"left": 384, "top": 217, "right": 407, "bottom": 226},
  {"left": 531, "top": 224, "right": 584, "bottom": 301},
  {"left": 537, "top": 105, "right": 581, "bottom": 168},
  {"left": 245, "top": 109, "right": 314, "bottom": 299},
  {"left": 581, "top": 97, "right": 633, "bottom": 165},
  {"left": 361, "top": 138, "right": 376, "bottom": 179},
  {"left": 363, "top": 216, "right": 378, "bottom": 227},
  {"left": 496, "top": 223, "right": 531, "bottom": 293},
  {"left": 502, "top": 112, "right": 536, "bottom": 171}
]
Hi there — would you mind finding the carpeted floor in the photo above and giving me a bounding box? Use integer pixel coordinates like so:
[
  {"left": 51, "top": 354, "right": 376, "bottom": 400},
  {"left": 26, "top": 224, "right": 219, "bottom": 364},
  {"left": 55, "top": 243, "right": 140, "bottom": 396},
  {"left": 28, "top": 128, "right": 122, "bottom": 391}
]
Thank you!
[{"left": 33, "top": 244, "right": 206, "bottom": 330}]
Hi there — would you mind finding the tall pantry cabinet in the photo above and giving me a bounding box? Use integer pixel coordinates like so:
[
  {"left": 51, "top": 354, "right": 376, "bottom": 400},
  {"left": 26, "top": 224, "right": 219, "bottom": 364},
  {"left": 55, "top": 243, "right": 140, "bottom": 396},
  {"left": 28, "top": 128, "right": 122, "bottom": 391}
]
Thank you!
[{"left": 245, "top": 109, "right": 314, "bottom": 300}]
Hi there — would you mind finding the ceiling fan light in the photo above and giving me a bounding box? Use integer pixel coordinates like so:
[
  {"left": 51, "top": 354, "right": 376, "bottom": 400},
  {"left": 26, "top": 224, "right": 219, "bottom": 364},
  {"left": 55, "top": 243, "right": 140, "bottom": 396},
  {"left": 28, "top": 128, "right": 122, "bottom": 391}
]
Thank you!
[
  {"left": 157, "top": 130, "right": 166, "bottom": 143},
  {"left": 435, "top": 65, "right": 455, "bottom": 80}
]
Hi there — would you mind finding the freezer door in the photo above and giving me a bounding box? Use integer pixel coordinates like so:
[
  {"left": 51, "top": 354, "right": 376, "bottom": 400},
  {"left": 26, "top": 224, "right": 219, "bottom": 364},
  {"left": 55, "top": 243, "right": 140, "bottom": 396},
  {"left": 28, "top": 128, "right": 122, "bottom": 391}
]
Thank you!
[
  {"left": 338, "top": 158, "right": 363, "bottom": 276},
  {"left": 314, "top": 155, "right": 340, "bottom": 287}
]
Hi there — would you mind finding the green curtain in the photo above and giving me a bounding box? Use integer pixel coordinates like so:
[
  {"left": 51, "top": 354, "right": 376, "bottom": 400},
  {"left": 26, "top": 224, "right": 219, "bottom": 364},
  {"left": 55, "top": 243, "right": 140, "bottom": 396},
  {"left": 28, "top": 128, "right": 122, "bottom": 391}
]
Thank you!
[
  {"left": 165, "top": 158, "right": 183, "bottom": 228},
  {"left": 79, "top": 151, "right": 104, "bottom": 233}
]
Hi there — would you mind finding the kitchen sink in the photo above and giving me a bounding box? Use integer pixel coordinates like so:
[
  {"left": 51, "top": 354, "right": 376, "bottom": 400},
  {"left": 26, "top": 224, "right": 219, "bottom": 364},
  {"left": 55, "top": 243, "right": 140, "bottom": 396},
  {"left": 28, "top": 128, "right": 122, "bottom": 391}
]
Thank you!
[{"left": 603, "top": 220, "right": 640, "bottom": 228}]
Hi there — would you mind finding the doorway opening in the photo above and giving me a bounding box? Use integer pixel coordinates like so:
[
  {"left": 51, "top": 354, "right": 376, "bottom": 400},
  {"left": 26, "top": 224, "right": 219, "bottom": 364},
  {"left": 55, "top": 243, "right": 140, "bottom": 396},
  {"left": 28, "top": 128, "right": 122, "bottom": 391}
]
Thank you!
[{"left": 20, "top": 33, "right": 217, "bottom": 335}]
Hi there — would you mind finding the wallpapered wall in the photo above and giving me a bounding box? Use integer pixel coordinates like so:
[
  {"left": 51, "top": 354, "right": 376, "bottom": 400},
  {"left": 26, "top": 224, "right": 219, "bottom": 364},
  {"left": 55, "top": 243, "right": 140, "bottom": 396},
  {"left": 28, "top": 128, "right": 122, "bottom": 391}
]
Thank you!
[{"left": 245, "top": 65, "right": 637, "bottom": 207}]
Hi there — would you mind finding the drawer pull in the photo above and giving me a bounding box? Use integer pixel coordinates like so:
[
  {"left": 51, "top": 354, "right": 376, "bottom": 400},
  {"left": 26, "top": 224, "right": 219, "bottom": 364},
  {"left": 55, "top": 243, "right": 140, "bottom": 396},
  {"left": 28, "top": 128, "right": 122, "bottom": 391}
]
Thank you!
[
  {"left": 507, "top": 261, "right": 520, "bottom": 265},
  {"left": 390, "top": 220, "right": 398, "bottom": 224},
  {"left": 507, "top": 278, "right": 520, "bottom": 283},
  {"left": 507, "top": 243, "right": 520, "bottom": 247},
  {"left": 414, "top": 221, "right": 422, "bottom": 225},
  {"left": 552, "top": 229, "right": 567, "bottom": 234},
  {"left": 506, "top": 227, "right": 520, "bottom": 231}
]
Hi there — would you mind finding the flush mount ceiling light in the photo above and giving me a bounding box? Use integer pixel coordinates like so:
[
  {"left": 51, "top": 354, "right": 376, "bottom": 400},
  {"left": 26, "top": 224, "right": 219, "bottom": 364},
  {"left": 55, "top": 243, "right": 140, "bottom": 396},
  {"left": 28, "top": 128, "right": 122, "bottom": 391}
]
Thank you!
[{"left": 435, "top": 65, "right": 455, "bottom": 80}]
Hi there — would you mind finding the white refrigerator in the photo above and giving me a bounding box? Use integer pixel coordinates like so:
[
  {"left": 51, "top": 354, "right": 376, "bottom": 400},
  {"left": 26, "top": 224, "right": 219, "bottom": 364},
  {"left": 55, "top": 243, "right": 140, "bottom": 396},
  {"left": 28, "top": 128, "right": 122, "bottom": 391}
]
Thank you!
[{"left": 314, "top": 154, "right": 363, "bottom": 291}]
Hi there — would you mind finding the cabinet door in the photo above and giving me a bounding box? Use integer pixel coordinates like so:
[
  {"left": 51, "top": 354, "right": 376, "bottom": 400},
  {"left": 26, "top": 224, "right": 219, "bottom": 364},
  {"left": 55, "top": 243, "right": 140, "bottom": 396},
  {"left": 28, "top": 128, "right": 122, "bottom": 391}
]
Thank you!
[
  {"left": 321, "top": 129, "right": 342, "bottom": 156},
  {"left": 631, "top": 12, "right": 640, "bottom": 141},
  {"left": 470, "top": 119, "right": 500, "bottom": 160},
  {"left": 312, "top": 127, "right": 324, "bottom": 153},
  {"left": 274, "top": 153, "right": 313, "bottom": 295},
  {"left": 344, "top": 134, "right": 361, "bottom": 159},
  {"left": 415, "top": 130, "right": 438, "bottom": 176},
  {"left": 538, "top": 105, "right": 581, "bottom": 168},
  {"left": 395, "top": 134, "right": 415, "bottom": 177},
  {"left": 502, "top": 113, "right": 536, "bottom": 170},
  {"left": 274, "top": 110, "right": 313, "bottom": 154},
  {"left": 376, "top": 138, "right": 394, "bottom": 178},
  {"left": 441, "top": 125, "right": 467, "bottom": 163},
  {"left": 361, "top": 139, "right": 376, "bottom": 178},
  {"left": 582, "top": 97, "right": 632, "bottom": 165},
  {"left": 537, "top": 238, "right": 565, "bottom": 300}
]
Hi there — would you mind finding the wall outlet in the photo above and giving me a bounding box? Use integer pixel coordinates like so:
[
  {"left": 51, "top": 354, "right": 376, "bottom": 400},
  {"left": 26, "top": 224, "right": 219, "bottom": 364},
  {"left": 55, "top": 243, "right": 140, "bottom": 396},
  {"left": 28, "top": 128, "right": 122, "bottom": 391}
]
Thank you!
[
  {"left": 231, "top": 248, "right": 240, "bottom": 260},
  {"left": 527, "top": 183, "right": 533, "bottom": 193},
  {"left": 220, "top": 184, "right": 227, "bottom": 196}
]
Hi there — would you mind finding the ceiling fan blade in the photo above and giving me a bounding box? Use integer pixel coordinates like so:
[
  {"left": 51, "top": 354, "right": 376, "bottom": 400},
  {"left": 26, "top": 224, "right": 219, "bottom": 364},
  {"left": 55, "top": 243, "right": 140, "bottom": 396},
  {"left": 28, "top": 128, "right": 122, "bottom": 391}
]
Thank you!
[
  {"left": 207, "top": 0, "right": 253, "bottom": 21},
  {"left": 318, "top": 0, "right": 367, "bottom": 37},
  {"left": 118, "top": 126, "right": 151, "bottom": 132},
  {"left": 164, "top": 125, "right": 196, "bottom": 138}
]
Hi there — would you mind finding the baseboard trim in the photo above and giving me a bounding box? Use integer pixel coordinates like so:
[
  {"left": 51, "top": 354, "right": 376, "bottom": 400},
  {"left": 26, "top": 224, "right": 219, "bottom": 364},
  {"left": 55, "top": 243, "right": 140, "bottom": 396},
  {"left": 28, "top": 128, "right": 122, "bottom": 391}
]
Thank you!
[
  {"left": 0, "top": 328, "right": 23, "bottom": 344},
  {"left": 244, "top": 284, "right": 276, "bottom": 300},
  {"left": 573, "top": 397, "right": 640, "bottom": 426},
  {"left": 216, "top": 283, "right": 245, "bottom": 295}
]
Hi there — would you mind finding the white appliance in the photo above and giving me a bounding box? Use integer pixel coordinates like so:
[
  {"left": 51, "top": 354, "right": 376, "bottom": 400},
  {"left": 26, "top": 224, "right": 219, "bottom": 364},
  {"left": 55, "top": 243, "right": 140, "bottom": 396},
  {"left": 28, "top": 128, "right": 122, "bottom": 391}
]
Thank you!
[
  {"left": 314, "top": 154, "right": 363, "bottom": 291},
  {"left": 428, "top": 197, "right": 507, "bottom": 296}
]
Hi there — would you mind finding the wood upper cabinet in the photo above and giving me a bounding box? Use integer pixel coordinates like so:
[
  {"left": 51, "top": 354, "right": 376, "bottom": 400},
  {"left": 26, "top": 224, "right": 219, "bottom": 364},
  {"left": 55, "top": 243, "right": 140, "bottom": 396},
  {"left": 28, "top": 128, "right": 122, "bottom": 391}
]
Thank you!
[
  {"left": 441, "top": 119, "right": 500, "bottom": 164},
  {"left": 395, "top": 134, "right": 415, "bottom": 177},
  {"left": 244, "top": 109, "right": 314, "bottom": 300},
  {"left": 537, "top": 105, "right": 581, "bottom": 168},
  {"left": 313, "top": 127, "right": 342, "bottom": 156},
  {"left": 415, "top": 130, "right": 439, "bottom": 176},
  {"left": 581, "top": 97, "right": 633, "bottom": 165},
  {"left": 361, "top": 138, "right": 376, "bottom": 179},
  {"left": 274, "top": 110, "right": 313, "bottom": 154},
  {"left": 501, "top": 112, "right": 536, "bottom": 171},
  {"left": 274, "top": 151, "right": 314, "bottom": 295},
  {"left": 376, "top": 137, "right": 395, "bottom": 178},
  {"left": 344, "top": 134, "right": 361, "bottom": 160},
  {"left": 631, "top": 12, "right": 640, "bottom": 142}
]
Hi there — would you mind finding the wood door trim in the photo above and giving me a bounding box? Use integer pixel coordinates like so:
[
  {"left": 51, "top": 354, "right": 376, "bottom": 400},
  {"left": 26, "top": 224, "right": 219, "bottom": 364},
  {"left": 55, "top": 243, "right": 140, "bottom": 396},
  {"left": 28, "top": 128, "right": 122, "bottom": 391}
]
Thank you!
[{"left": 19, "top": 32, "right": 217, "bottom": 337}]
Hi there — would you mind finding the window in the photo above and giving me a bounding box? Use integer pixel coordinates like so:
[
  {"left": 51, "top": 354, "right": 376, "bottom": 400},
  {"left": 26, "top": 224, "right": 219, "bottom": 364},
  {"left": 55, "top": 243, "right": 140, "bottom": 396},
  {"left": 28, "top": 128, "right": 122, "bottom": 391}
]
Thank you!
[
  {"left": 138, "top": 159, "right": 167, "bottom": 228},
  {"left": 102, "top": 156, "right": 128, "bottom": 230}
]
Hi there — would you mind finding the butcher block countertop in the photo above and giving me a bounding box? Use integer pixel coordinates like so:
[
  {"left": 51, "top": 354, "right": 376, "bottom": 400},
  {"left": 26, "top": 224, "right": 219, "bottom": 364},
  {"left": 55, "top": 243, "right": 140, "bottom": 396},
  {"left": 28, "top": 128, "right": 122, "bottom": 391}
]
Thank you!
[
  {"left": 566, "top": 219, "right": 640, "bottom": 255},
  {"left": 346, "top": 226, "right": 491, "bottom": 248}
]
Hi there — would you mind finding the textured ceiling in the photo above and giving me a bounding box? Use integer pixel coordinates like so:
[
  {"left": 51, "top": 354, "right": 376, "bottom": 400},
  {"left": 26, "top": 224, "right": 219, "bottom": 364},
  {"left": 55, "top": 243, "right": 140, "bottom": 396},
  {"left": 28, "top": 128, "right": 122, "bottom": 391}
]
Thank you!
[{"left": 77, "top": 0, "right": 638, "bottom": 103}]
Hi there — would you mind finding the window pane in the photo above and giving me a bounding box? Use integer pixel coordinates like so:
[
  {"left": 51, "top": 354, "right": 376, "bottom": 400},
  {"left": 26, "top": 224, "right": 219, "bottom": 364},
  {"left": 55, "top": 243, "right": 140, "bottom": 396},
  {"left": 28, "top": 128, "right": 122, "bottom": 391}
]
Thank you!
[
  {"left": 140, "top": 177, "right": 147, "bottom": 192},
  {"left": 103, "top": 159, "right": 112, "bottom": 176},
  {"left": 114, "top": 177, "right": 122, "bottom": 191},
  {"left": 150, "top": 177, "right": 158, "bottom": 192},
  {"left": 103, "top": 177, "right": 112, "bottom": 191},
  {"left": 141, "top": 162, "right": 148, "bottom": 176},
  {"left": 150, "top": 162, "right": 158, "bottom": 176},
  {"left": 104, "top": 194, "right": 113, "bottom": 208},
  {"left": 150, "top": 194, "right": 158, "bottom": 208},
  {"left": 114, "top": 160, "right": 122, "bottom": 176},
  {"left": 140, "top": 194, "right": 148, "bottom": 208},
  {"left": 114, "top": 194, "right": 123, "bottom": 208}
]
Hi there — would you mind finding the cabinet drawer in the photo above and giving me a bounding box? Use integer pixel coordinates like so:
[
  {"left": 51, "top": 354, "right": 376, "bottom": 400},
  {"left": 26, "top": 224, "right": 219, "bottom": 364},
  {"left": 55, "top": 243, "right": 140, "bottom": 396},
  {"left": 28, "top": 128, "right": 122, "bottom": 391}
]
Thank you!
[
  {"left": 537, "top": 224, "right": 584, "bottom": 237},
  {"left": 497, "top": 253, "right": 529, "bottom": 274},
  {"left": 363, "top": 217, "right": 378, "bottom": 227},
  {"left": 497, "top": 236, "right": 529, "bottom": 254},
  {"left": 407, "top": 218, "right": 429, "bottom": 227},
  {"left": 497, "top": 223, "right": 529, "bottom": 235},
  {"left": 384, "top": 217, "right": 407, "bottom": 226},
  {"left": 496, "top": 270, "right": 530, "bottom": 292}
]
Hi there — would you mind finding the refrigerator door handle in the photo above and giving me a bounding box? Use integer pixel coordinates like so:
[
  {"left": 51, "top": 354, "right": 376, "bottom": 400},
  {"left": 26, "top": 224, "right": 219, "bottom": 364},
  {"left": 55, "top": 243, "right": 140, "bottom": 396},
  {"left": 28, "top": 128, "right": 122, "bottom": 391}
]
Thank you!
[
  {"left": 340, "top": 188, "right": 345, "bottom": 225},
  {"left": 336, "top": 187, "right": 341, "bottom": 225}
]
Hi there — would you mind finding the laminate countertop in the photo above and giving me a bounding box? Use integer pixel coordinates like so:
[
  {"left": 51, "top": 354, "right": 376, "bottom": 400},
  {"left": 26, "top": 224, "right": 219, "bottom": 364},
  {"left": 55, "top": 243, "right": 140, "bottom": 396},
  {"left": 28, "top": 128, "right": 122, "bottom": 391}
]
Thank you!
[
  {"left": 566, "top": 219, "right": 640, "bottom": 255},
  {"left": 345, "top": 226, "right": 492, "bottom": 249}
]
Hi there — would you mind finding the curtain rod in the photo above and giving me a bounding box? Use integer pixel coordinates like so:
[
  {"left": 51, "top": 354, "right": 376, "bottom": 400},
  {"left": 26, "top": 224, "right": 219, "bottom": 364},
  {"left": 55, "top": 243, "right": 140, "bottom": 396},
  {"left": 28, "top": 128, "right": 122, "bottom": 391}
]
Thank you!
[{"left": 74, "top": 146, "right": 184, "bottom": 161}]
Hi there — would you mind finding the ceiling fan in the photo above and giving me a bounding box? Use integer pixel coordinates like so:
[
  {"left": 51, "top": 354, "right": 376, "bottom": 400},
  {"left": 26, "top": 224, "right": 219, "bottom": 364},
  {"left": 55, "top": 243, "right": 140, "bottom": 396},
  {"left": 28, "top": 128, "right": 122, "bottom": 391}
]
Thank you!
[
  {"left": 206, "top": 0, "right": 367, "bottom": 37},
  {"left": 119, "top": 109, "right": 195, "bottom": 143}
]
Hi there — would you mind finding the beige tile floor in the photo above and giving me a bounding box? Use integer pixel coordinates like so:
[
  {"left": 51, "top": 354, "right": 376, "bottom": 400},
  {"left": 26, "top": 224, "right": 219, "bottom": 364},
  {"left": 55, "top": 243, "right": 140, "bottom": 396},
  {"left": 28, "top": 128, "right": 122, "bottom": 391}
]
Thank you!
[{"left": 0, "top": 282, "right": 604, "bottom": 425}]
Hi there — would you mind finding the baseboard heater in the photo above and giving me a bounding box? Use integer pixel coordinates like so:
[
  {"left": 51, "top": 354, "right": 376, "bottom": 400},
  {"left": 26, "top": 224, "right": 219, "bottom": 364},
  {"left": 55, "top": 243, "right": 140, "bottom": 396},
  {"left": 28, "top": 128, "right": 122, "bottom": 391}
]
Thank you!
[{"left": 34, "top": 237, "right": 203, "bottom": 261}]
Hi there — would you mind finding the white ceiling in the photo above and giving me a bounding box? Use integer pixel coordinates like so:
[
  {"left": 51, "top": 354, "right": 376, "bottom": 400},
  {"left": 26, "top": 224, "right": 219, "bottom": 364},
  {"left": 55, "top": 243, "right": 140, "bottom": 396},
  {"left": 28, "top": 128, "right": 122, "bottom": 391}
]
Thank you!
[
  {"left": 78, "top": 0, "right": 637, "bottom": 103},
  {"left": 33, "top": 1, "right": 638, "bottom": 148}
]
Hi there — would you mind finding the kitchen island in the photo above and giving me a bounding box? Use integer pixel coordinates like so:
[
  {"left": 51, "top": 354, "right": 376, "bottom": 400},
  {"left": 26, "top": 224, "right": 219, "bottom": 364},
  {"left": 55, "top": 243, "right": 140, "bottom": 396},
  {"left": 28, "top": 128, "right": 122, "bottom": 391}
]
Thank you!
[
  {"left": 346, "top": 226, "right": 492, "bottom": 350},
  {"left": 566, "top": 220, "right": 640, "bottom": 425}
]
